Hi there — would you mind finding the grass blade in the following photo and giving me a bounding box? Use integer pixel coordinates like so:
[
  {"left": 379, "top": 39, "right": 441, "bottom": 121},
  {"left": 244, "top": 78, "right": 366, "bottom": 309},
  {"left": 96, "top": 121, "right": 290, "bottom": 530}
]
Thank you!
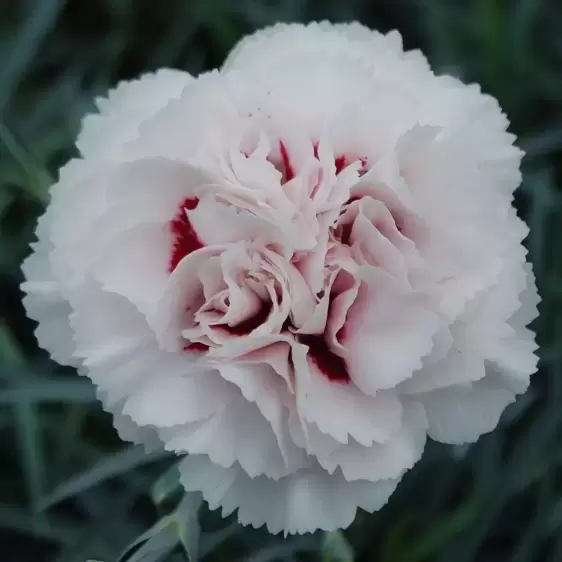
[
  {"left": 0, "top": 0, "right": 65, "bottom": 114},
  {"left": 0, "top": 379, "right": 96, "bottom": 404},
  {"left": 0, "top": 323, "right": 46, "bottom": 510},
  {"left": 0, "top": 122, "right": 52, "bottom": 201},
  {"left": 38, "top": 445, "right": 171, "bottom": 511}
]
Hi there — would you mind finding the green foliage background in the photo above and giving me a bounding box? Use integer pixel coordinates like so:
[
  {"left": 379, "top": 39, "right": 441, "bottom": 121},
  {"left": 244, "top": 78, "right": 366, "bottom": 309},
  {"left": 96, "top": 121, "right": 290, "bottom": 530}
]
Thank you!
[{"left": 1, "top": 1, "right": 561, "bottom": 561}]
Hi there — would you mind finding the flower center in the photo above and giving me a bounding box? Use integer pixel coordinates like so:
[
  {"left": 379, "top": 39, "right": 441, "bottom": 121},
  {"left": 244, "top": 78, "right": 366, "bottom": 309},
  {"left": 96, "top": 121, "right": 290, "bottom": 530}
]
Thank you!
[{"left": 168, "top": 144, "right": 360, "bottom": 384}]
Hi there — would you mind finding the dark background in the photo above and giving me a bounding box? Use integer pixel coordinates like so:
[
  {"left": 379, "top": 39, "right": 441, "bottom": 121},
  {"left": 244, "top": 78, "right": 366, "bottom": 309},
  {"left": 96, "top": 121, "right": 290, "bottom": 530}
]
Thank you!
[{"left": 1, "top": 1, "right": 561, "bottom": 561}]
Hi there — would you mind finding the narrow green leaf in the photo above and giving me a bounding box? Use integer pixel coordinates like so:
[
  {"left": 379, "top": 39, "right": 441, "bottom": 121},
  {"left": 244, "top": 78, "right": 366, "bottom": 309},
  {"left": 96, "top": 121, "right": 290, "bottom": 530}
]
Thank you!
[
  {"left": 473, "top": 0, "right": 510, "bottom": 98},
  {"left": 0, "top": 122, "right": 52, "bottom": 202},
  {"left": 247, "top": 536, "right": 319, "bottom": 562},
  {"left": 151, "top": 463, "right": 181, "bottom": 507},
  {"left": 118, "top": 513, "right": 177, "bottom": 562},
  {"left": 419, "top": 0, "right": 458, "bottom": 70},
  {"left": 0, "top": 379, "right": 96, "bottom": 404},
  {"left": 124, "top": 527, "right": 177, "bottom": 562},
  {"left": 0, "top": 0, "right": 64, "bottom": 113},
  {"left": 405, "top": 500, "right": 481, "bottom": 562},
  {"left": 199, "top": 523, "right": 239, "bottom": 558},
  {"left": 0, "top": 503, "right": 80, "bottom": 545},
  {"left": 0, "top": 187, "right": 14, "bottom": 221},
  {"left": 512, "top": 0, "right": 546, "bottom": 54},
  {"left": 118, "top": 492, "right": 201, "bottom": 562},
  {"left": 54, "top": 485, "right": 145, "bottom": 562},
  {"left": 322, "top": 531, "right": 354, "bottom": 562},
  {"left": 0, "top": 323, "right": 46, "bottom": 510},
  {"left": 512, "top": 473, "right": 553, "bottom": 562},
  {"left": 521, "top": 125, "right": 562, "bottom": 159},
  {"left": 38, "top": 445, "right": 171, "bottom": 511},
  {"left": 174, "top": 493, "right": 202, "bottom": 561},
  {"left": 0, "top": 321, "right": 24, "bottom": 366}
]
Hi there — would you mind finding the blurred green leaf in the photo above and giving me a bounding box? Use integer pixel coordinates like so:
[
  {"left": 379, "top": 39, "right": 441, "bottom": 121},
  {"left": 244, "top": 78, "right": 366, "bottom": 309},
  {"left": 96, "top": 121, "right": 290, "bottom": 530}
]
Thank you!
[
  {"left": 405, "top": 500, "right": 481, "bottom": 562},
  {"left": 0, "top": 323, "right": 46, "bottom": 510},
  {"left": 0, "top": 502, "right": 81, "bottom": 545},
  {"left": 118, "top": 493, "right": 202, "bottom": 562},
  {"left": 175, "top": 492, "right": 203, "bottom": 561},
  {"left": 0, "top": 378, "right": 96, "bottom": 404},
  {"left": 512, "top": 0, "right": 546, "bottom": 53},
  {"left": 512, "top": 473, "right": 554, "bottom": 562},
  {"left": 118, "top": 517, "right": 178, "bottom": 562},
  {"left": 419, "top": 0, "right": 458, "bottom": 70},
  {"left": 322, "top": 532, "right": 354, "bottom": 562},
  {"left": 151, "top": 463, "right": 182, "bottom": 507},
  {"left": 522, "top": 125, "right": 562, "bottom": 159},
  {"left": 39, "top": 446, "right": 171, "bottom": 510},
  {"left": 199, "top": 523, "right": 240, "bottom": 558},
  {"left": 246, "top": 536, "right": 320, "bottom": 562},
  {"left": 0, "top": 122, "right": 51, "bottom": 202},
  {"left": 125, "top": 527, "right": 178, "bottom": 562},
  {"left": 0, "top": 188, "right": 14, "bottom": 220},
  {"left": 0, "top": 0, "right": 64, "bottom": 113}
]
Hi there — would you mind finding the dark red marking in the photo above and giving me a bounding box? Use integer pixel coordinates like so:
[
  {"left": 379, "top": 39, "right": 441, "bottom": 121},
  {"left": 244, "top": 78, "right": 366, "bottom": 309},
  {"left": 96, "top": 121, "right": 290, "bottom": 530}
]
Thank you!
[
  {"left": 183, "top": 342, "right": 209, "bottom": 352},
  {"left": 334, "top": 155, "right": 347, "bottom": 175},
  {"left": 279, "top": 141, "right": 295, "bottom": 182},
  {"left": 339, "top": 222, "right": 353, "bottom": 246},
  {"left": 299, "top": 334, "right": 350, "bottom": 383},
  {"left": 169, "top": 197, "right": 204, "bottom": 272},
  {"left": 313, "top": 142, "right": 319, "bottom": 159},
  {"left": 223, "top": 300, "right": 273, "bottom": 336}
]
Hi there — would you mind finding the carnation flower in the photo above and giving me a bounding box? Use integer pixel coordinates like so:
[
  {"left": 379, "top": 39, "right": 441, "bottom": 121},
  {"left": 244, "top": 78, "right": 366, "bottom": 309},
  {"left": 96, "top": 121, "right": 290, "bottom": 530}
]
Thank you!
[{"left": 21, "top": 22, "right": 539, "bottom": 534}]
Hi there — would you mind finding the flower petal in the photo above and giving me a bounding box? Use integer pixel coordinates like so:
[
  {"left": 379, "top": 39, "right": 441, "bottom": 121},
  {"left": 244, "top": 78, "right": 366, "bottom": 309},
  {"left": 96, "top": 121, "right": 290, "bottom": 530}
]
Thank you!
[
  {"left": 162, "top": 396, "right": 293, "bottom": 479},
  {"left": 421, "top": 375, "right": 516, "bottom": 444},
  {"left": 77, "top": 69, "right": 193, "bottom": 160},
  {"left": 179, "top": 454, "right": 398, "bottom": 534},
  {"left": 315, "top": 400, "right": 427, "bottom": 481},
  {"left": 296, "top": 352, "right": 403, "bottom": 446},
  {"left": 343, "top": 267, "right": 440, "bottom": 393}
]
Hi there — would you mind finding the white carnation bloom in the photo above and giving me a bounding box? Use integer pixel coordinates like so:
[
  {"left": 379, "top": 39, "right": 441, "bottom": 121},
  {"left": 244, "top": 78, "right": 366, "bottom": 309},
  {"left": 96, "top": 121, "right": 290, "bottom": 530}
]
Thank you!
[{"left": 21, "top": 22, "right": 539, "bottom": 534}]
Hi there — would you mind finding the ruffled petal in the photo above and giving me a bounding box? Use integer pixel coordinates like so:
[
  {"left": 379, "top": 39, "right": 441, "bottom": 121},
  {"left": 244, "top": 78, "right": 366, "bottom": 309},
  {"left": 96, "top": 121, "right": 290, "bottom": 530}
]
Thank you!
[
  {"left": 77, "top": 69, "right": 193, "bottom": 160},
  {"left": 315, "top": 400, "right": 427, "bottom": 481},
  {"left": 20, "top": 210, "right": 78, "bottom": 367},
  {"left": 343, "top": 267, "right": 440, "bottom": 393},
  {"left": 161, "top": 396, "right": 295, "bottom": 479},
  {"left": 421, "top": 374, "right": 516, "bottom": 444},
  {"left": 179, "top": 454, "right": 398, "bottom": 534}
]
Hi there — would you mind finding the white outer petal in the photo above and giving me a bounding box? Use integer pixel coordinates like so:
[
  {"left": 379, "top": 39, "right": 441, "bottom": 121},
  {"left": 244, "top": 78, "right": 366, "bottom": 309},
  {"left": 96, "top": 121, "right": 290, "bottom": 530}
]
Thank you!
[
  {"left": 314, "top": 400, "right": 427, "bottom": 481},
  {"left": 296, "top": 361, "right": 404, "bottom": 446},
  {"left": 421, "top": 374, "right": 517, "bottom": 444},
  {"left": 223, "top": 22, "right": 428, "bottom": 83},
  {"left": 161, "top": 396, "right": 297, "bottom": 480},
  {"left": 217, "top": 362, "right": 309, "bottom": 472},
  {"left": 77, "top": 68, "right": 193, "bottom": 160},
  {"left": 179, "top": 454, "right": 398, "bottom": 534},
  {"left": 21, "top": 209, "right": 78, "bottom": 367}
]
